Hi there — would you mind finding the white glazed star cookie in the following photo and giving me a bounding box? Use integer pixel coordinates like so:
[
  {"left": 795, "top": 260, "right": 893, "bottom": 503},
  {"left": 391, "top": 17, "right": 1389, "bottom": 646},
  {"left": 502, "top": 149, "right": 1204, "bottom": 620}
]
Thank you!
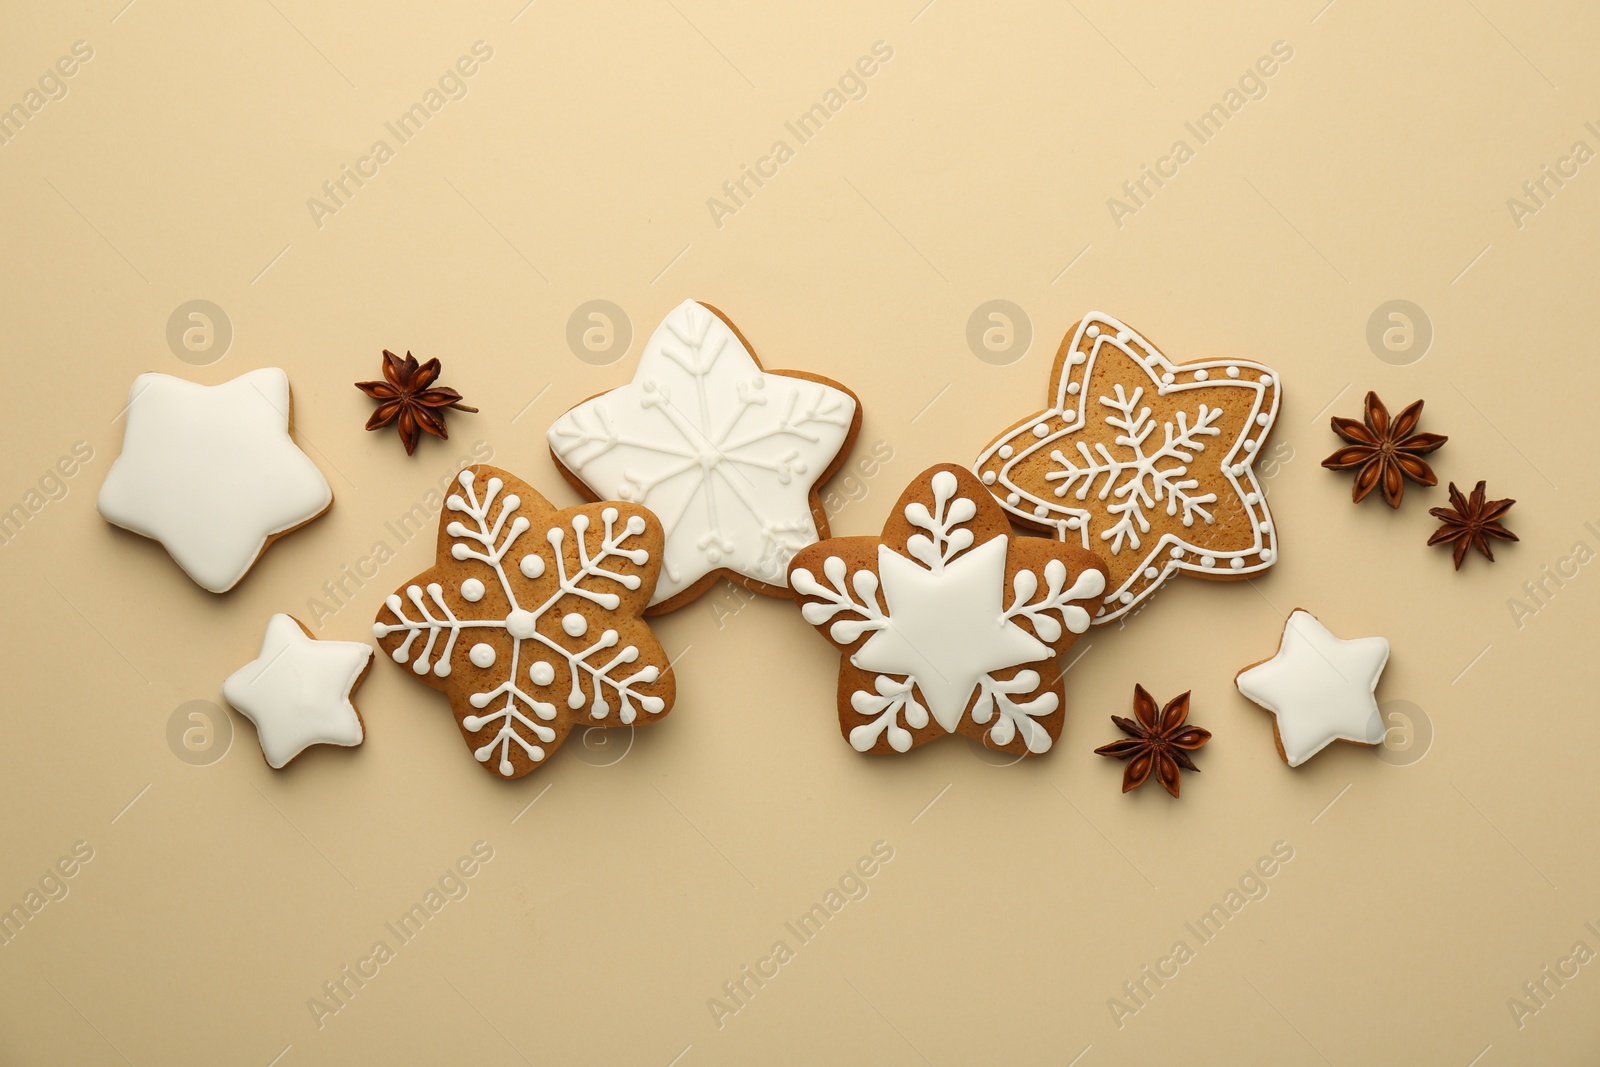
[
  {"left": 223, "top": 614, "right": 372, "bottom": 769},
  {"left": 97, "top": 369, "right": 332, "bottom": 593},
  {"left": 547, "top": 300, "right": 861, "bottom": 614},
  {"left": 1235, "top": 609, "right": 1389, "bottom": 767},
  {"left": 974, "top": 313, "right": 1280, "bottom": 625}
]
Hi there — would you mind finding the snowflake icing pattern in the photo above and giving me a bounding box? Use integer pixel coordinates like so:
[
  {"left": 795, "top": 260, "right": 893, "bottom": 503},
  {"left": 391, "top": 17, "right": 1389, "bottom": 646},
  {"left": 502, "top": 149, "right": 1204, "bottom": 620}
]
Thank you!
[
  {"left": 974, "top": 312, "right": 1280, "bottom": 625},
  {"left": 548, "top": 300, "right": 857, "bottom": 609},
  {"left": 372, "top": 466, "right": 674, "bottom": 779},
  {"left": 788, "top": 465, "right": 1106, "bottom": 757}
]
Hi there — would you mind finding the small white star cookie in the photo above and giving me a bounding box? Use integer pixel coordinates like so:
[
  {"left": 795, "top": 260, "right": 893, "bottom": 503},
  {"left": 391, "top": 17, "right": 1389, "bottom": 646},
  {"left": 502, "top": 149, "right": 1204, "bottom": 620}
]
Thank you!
[
  {"left": 97, "top": 369, "right": 332, "bottom": 593},
  {"left": 1235, "top": 609, "right": 1389, "bottom": 767},
  {"left": 223, "top": 614, "right": 373, "bottom": 769}
]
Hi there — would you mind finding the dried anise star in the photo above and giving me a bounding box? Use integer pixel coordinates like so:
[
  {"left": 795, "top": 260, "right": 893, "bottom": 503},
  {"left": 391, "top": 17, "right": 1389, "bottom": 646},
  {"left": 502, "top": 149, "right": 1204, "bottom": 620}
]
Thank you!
[
  {"left": 1428, "top": 480, "right": 1518, "bottom": 570},
  {"left": 356, "top": 350, "right": 478, "bottom": 455},
  {"left": 1322, "top": 391, "right": 1447, "bottom": 507},
  {"left": 1094, "top": 685, "right": 1211, "bottom": 798}
]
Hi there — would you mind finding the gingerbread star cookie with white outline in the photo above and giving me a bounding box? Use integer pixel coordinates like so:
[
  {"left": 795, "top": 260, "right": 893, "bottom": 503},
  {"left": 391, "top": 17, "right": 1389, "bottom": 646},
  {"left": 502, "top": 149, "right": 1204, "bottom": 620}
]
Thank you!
[
  {"left": 973, "top": 313, "right": 1281, "bottom": 625},
  {"left": 547, "top": 300, "right": 861, "bottom": 614},
  {"left": 787, "top": 464, "right": 1107, "bottom": 757},
  {"left": 372, "top": 465, "right": 675, "bottom": 779}
]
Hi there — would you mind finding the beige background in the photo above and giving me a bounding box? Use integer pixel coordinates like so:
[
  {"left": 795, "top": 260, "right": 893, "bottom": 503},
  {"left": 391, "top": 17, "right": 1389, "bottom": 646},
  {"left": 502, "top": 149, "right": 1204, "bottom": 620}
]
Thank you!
[{"left": 2, "top": 0, "right": 1597, "bottom": 1063}]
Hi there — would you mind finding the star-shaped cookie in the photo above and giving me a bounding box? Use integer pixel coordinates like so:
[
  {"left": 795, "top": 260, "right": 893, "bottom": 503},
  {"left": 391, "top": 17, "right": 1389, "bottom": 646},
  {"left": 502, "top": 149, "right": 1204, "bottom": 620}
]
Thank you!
[
  {"left": 788, "top": 464, "right": 1107, "bottom": 757},
  {"left": 223, "top": 614, "right": 372, "bottom": 769},
  {"left": 1235, "top": 609, "right": 1389, "bottom": 767},
  {"left": 97, "top": 369, "right": 332, "bottom": 593},
  {"left": 973, "top": 313, "right": 1280, "bottom": 624},
  {"left": 372, "top": 465, "right": 675, "bottom": 779},
  {"left": 547, "top": 300, "right": 861, "bottom": 614}
]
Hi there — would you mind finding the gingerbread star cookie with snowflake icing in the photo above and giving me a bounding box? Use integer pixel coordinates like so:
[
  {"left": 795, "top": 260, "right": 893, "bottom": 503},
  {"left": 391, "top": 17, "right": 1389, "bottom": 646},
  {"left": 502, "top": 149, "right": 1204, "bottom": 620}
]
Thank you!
[
  {"left": 372, "top": 465, "right": 675, "bottom": 778},
  {"left": 788, "top": 464, "right": 1107, "bottom": 757},
  {"left": 974, "top": 313, "right": 1281, "bottom": 624},
  {"left": 548, "top": 300, "right": 861, "bottom": 614}
]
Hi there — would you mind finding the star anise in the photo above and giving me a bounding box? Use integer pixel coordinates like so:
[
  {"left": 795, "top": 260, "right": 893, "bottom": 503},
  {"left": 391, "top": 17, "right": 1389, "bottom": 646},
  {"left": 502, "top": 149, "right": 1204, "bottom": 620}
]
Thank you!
[
  {"left": 1322, "top": 391, "right": 1447, "bottom": 507},
  {"left": 1094, "top": 685, "right": 1211, "bottom": 798},
  {"left": 355, "top": 350, "right": 478, "bottom": 455},
  {"left": 1427, "top": 480, "right": 1517, "bottom": 569}
]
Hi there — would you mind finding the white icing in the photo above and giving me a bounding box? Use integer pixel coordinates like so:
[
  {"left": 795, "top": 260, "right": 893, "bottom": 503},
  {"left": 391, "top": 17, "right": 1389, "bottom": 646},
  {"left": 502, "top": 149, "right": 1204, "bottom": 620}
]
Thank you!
[
  {"left": 1235, "top": 610, "right": 1388, "bottom": 767},
  {"left": 791, "top": 469, "right": 1103, "bottom": 755},
  {"left": 372, "top": 472, "right": 666, "bottom": 776},
  {"left": 520, "top": 554, "right": 545, "bottom": 579},
  {"left": 460, "top": 578, "right": 485, "bottom": 602},
  {"left": 222, "top": 614, "right": 370, "bottom": 769},
  {"left": 97, "top": 369, "right": 332, "bottom": 593},
  {"left": 548, "top": 300, "right": 856, "bottom": 605},
  {"left": 971, "top": 312, "right": 1281, "bottom": 624}
]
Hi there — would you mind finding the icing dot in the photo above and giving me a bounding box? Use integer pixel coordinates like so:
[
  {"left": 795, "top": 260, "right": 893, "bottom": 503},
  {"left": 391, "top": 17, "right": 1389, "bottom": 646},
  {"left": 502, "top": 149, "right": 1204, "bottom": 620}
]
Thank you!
[
  {"left": 1169, "top": 547, "right": 1183, "bottom": 559},
  {"left": 1119, "top": 591, "right": 1133, "bottom": 604},
  {"left": 998, "top": 445, "right": 1014, "bottom": 459},
  {"left": 506, "top": 609, "right": 537, "bottom": 639},
  {"left": 562, "top": 612, "right": 588, "bottom": 637},
  {"left": 529, "top": 661, "right": 556, "bottom": 686},
  {"left": 1032, "top": 423, "right": 1049, "bottom": 438},
  {"left": 1245, "top": 493, "right": 1260, "bottom": 505},
  {"left": 1259, "top": 373, "right": 1273, "bottom": 384},
  {"left": 1230, "top": 557, "right": 1245, "bottom": 570},
  {"left": 1244, "top": 440, "right": 1257, "bottom": 453},
  {"left": 1115, "top": 331, "right": 1131, "bottom": 344},
  {"left": 1161, "top": 372, "right": 1175, "bottom": 384},
  {"left": 1033, "top": 505, "right": 1049, "bottom": 518},
  {"left": 1065, "top": 516, "right": 1081, "bottom": 530},
  {"left": 981, "top": 471, "right": 996, "bottom": 485},
  {"left": 1201, "top": 555, "right": 1216, "bottom": 568},
  {"left": 1226, "top": 366, "right": 1240, "bottom": 378},
  {"left": 1067, "top": 382, "right": 1081, "bottom": 394},
  {"left": 1193, "top": 369, "right": 1208, "bottom": 381},
  {"left": 1144, "top": 567, "right": 1158, "bottom": 579},
  {"left": 520, "top": 554, "right": 545, "bottom": 578},
  {"left": 1261, "top": 548, "right": 1276, "bottom": 563},
  {"left": 1231, "top": 464, "right": 1246, "bottom": 476},
  {"left": 469, "top": 643, "right": 496, "bottom": 668},
  {"left": 1086, "top": 325, "right": 1101, "bottom": 338},
  {"left": 1256, "top": 413, "right": 1270, "bottom": 426},
  {"left": 460, "top": 578, "right": 485, "bottom": 602},
  {"left": 1006, "top": 493, "right": 1021, "bottom": 506}
]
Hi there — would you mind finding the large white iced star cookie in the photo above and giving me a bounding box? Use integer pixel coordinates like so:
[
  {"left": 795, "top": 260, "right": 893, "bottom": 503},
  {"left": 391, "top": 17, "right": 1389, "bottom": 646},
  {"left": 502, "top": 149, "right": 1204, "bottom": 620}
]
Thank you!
[
  {"left": 788, "top": 464, "right": 1107, "bottom": 757},
  {"left": 97, "top": 369, "right": 333, "bottom": 593},
  {"left": 223, "top": 614, "right": 372, "bottom": 769},
  {"left": 1235, "top": 609, "right": 1389, "bottom": 767},
  {"left": 548, "top": 300, "right": 860, "bottom": 613}
]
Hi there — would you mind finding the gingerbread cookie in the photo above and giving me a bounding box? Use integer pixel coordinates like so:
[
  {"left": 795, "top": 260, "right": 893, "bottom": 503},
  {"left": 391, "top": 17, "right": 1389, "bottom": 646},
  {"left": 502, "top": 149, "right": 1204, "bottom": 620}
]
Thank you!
[
  {"left": 787, "top": 464, "right": 1107, "bottom": 757},
  {"left": 973, "top": 313, "right": 1280, "bottom": 624},
  {"left": 223, "top": 614, "right": 373, "bottom": 769},
  {"left": 547, "top": 300, "right": 861, "bottom": 614},
  {"left": 1235, "top": 609, "right": 1388, "bottom": 767},
  {"left": 97, "top": 369, "right": 332, "bottom": 593},
  {"left": 371, "top": 465, "right": 674, "bottom": 778}
]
